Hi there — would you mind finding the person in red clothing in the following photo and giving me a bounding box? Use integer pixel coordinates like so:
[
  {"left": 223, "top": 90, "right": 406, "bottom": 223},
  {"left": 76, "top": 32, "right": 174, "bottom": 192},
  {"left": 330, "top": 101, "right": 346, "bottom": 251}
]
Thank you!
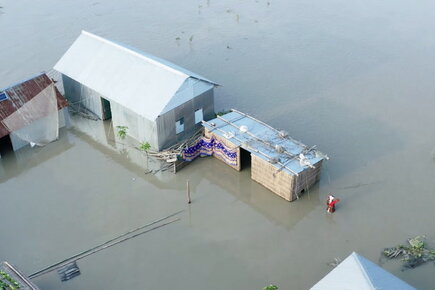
[{"left": 326, "top": 194, "right": 340, "bottom": 213}]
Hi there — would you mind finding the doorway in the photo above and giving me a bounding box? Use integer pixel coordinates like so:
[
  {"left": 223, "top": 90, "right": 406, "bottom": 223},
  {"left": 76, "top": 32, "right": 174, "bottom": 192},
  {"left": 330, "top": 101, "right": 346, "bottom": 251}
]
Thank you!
[
  {"left": 240, "top": 147, "right": 251, "bottom": 170},
  {"left": 0, "top": 134, "right": 13, "bottom": 156},
  {"left": 101, "top": 97, "right": 112, "bottom": 120}
]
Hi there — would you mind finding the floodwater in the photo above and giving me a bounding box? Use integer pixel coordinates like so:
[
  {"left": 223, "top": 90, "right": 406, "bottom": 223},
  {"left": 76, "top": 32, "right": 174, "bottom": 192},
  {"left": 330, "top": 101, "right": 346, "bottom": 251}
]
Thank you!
[{"left": 1, "top": 0, "right": 435, "bottom": 289}]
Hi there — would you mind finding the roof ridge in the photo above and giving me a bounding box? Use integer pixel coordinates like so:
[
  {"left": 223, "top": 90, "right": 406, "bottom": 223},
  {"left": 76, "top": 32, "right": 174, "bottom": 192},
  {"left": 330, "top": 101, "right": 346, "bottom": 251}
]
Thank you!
[
  {"left": 81, "top": 30, "right": 188, "bottom": 79},
  {"left": 351, "top": 252, "right": 377, "bottom": 289}
]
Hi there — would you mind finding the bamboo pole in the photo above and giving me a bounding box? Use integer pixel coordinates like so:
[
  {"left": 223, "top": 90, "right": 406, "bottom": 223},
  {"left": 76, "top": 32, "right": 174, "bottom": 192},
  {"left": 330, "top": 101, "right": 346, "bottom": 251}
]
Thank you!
[
  {"left": 28, "top": 212, "right": 183, "bottom": 279},
  {"left": 186, "top": 180, "right": 191, "bottom": 204}
]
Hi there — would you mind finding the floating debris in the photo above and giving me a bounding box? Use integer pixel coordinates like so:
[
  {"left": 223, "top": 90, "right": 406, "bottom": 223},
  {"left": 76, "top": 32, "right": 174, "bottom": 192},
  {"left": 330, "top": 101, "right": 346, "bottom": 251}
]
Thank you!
[
  {"left": 189, "top": 35, "right": 194, "bottom": 42},
  {"left": 383, "top": 236, "right": 435, "bottom": 270},
  {"left": 226, "top": 45, "right": 232, "bottom": 49},
  {"left": 57, "top": 262, "right": 80, "bottom": 282},
  {"left": 327, "top": 257, "right": 341, "bottom": 267}
]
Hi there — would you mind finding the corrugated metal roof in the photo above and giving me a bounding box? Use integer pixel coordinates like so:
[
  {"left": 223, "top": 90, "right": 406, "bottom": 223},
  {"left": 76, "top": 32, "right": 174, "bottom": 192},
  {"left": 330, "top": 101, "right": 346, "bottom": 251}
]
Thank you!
[
  {"left": 202, "top": 110, "right": 326, "bottom": 175},
  {"left": 54, "top": 31, "right": 216, "bottom": 121},
  {"left": 0, "top": 73, "right": 68, "bottom": 139},
  {"left": 161, "top": 78, "right": 214, "bottom": 115},
  {"left": 310, "top": 252, "right": 416, "bottom": 290}
]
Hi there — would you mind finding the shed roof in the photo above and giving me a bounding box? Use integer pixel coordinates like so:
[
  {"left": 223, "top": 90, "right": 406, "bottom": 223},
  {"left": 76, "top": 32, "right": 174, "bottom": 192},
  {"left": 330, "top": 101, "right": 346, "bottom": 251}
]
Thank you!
[
  {"left": 54, "top": 31, "right": 216, "bottom": 121},
  {"left": 202, "top": 110, "right": 326, "bottom": 175},
  {"left": 0, "top": 73, "right": 68, "bottom": 139},
  {"left": 310, "top": 252, "right": 416, "bottom": 290}
]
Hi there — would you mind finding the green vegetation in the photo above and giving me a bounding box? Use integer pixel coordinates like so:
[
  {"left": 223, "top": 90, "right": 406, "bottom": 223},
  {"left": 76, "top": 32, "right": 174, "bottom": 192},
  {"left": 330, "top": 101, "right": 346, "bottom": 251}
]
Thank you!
[
  {"left": 0, "top": 271, "right": 21, "bottom": 289},
  {"left": 139, "top": 141, "right": 151, "bottom": 152},
  {"left": 116, "top": 126, "right": 128, "bottom": 139},
  {"left": 383, "top": 236, "right": 435, "bottom": 269},
  {"left": 263, "top": 285, "right": 278, "bottom": 290},
  {"left": 216, "top": 110, "right": 231, "bottom": 117}
]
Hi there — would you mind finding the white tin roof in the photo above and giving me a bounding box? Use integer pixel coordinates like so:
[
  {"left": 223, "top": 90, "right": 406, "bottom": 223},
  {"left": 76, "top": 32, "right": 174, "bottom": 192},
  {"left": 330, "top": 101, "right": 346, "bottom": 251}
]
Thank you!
[
  {"left": 54, "top": 31, "right": 215, "bottom": 120},
  {"left": 310, "top": 252, "right": 416, "bottom": 290}
]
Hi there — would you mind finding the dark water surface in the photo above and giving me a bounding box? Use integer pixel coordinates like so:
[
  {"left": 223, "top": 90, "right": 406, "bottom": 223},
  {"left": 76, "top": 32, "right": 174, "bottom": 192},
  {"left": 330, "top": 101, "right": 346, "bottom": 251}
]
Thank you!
[{"left": 1, "top": 0, "right": 435, "bottom": 289}]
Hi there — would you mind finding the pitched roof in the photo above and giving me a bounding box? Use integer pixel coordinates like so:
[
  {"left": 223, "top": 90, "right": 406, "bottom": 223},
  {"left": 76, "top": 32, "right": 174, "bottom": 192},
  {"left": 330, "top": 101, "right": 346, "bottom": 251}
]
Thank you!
[
  {"left": 54, "top": 31, "right": 216, "bottom": 120},
  {"left": 310, "top": 252, "right": 416, "bottom": 290},
  {"left": 0, "top": 73, "right": 67, "bottom": 139}
]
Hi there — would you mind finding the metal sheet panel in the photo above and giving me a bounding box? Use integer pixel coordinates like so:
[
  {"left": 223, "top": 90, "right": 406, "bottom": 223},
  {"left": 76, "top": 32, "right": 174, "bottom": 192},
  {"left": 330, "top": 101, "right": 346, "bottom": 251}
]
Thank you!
[
  {"left": 54, "top": 31, "right": 214, "bottom": 121},
  {"left": 0, "top": 74, "right": 68, "bottom": 138},
  {"left": 311, "top": 252, "right": 416, "bottom": 290}
]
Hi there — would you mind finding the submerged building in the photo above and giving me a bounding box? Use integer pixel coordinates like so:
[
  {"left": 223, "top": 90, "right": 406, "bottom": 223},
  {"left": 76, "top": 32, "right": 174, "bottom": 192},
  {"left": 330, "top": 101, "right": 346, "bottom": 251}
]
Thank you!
[
  {"left": 54, "top": 31, "right": 217, "bottom": 151},
  {"left": 311, "top": 252, "right": 416, "bottom": 290},
  {"left": 0, "top": 73, "right": 69, "bottom": 157},
  {"left": 199, "top": 109, "right": 327, "bottom": 201}
]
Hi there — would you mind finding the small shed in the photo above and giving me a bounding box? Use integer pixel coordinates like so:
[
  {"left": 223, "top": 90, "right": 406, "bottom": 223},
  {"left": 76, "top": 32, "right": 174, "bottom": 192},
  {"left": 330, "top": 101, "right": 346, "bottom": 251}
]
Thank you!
[
  {"left": 310, "top": 252, "right": 416, "bottom": 290},
  {"left": 54, "top": 31, "right": 217, "bottom": 151},
  {"left": 0, "top": 73, "right": 69, "bottom": 156},
  {"left": 201, "top": 109, "right": 327, "bottom": 201}
]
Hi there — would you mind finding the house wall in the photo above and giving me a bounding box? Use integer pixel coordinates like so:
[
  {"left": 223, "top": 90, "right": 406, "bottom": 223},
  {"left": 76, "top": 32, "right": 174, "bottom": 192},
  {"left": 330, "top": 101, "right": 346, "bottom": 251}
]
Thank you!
[
  {"left": 110, "top": 101, "right": 159, "bottom": 150},
  {"left": 62, "top": 75, "right": 104, "bottom": 119},
  {"left": 204, "top": 128, "right": 241, "bottom": 171},
  {"left": 251, "top": 154, "right": 295, "bottom": 201},
  {"left": 156, "top": 88, "right": 215, "bottom": 150},
  {"left": 10, "top": 108, "right": 70, "bottom": 151},
  {"left": 292, "top": 160, "right": 323, "bottom": 198}
]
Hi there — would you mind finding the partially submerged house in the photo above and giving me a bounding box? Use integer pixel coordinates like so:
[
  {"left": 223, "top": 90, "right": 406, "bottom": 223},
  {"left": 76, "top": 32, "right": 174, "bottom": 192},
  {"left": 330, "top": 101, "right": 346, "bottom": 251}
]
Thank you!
[
  {"left": 0, "top": 73, "right": 69, "bottom": 156},
  {"left": 199, "top": 109, "right": 327, "bottom": 201},
  {"left": 54, "top": 31, "right": 217, "bottom": 151},
  {"left": 310, "top": 252, "right": 416, "bottom": 290}
]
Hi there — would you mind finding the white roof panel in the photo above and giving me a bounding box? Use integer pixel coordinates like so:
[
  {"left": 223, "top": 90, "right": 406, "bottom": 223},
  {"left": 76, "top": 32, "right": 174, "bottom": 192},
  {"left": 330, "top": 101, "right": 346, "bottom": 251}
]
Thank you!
[
  {"left": 54, "top": 31, "right": 214, "bottom": 120},
  {"left": 311, "top": 252, "right": 416, "bottom": 290}
]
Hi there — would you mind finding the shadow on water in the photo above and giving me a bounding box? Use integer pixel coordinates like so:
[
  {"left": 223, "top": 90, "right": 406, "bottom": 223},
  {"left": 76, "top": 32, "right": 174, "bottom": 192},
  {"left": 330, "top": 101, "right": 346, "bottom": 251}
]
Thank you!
[
  {"left": 185, "top": 155, "right": 323, "bottom": 231},
  {"left": 68, "top": 123, "right": 202, "bottom": 192},
  {"left": 0, "top": 130, "right": 73, "bottom": 183}
]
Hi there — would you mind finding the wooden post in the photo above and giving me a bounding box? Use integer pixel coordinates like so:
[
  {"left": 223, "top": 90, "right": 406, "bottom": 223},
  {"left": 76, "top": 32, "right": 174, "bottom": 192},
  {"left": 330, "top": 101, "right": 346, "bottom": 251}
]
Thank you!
[{"left": 186, "top": 180, "right": 191, "bottom": 204}]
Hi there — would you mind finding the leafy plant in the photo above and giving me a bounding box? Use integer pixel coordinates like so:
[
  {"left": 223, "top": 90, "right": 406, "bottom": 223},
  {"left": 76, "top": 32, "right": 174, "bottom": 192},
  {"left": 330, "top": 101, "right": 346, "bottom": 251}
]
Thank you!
[
  {"left": 0, "top": 270, "right": 21, "bottom": 289},
  {"left": 263, "top": 285, "right": 278, "bottom": 290},
  {"left": 139, "top": 141, "right": 151, "bottom": 152},
  {"left": 383, "top": 236, "right": 435, "bottom": 269},
  {"left": 116, "top": 126, "right": 128, "bottom": 139}
]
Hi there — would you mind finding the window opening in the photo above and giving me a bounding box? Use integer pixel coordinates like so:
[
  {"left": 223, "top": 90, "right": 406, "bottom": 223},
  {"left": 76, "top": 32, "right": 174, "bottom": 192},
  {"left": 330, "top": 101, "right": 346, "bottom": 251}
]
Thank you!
[
  {"left": 176, "top": 117, "right": 185, "bottom": 134},
  {"left": 195, "top": 108, "right": 203, "bottom": 124}
]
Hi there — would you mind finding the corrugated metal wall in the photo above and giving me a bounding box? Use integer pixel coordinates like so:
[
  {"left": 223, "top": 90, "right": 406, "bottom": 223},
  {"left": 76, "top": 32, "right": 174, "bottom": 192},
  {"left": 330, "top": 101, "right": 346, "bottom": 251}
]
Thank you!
[
  {"left": 157, "top": 88, "right": 214, "bottom": 150},
  {"left": 62, "top": 75, "right": 104, "bottom": 118},
  {"left": 111, "top": 102, "right": 159, "bottom": 149},
  {"left": 62, "top": 75, "right": 215, "bottom": 151}
]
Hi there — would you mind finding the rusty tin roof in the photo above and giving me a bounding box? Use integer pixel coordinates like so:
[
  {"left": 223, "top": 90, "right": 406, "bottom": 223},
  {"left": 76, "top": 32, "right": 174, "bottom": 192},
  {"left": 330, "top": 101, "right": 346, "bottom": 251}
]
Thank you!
[{"left": 0, "top": 73, "right": 68, "bottom": 138}]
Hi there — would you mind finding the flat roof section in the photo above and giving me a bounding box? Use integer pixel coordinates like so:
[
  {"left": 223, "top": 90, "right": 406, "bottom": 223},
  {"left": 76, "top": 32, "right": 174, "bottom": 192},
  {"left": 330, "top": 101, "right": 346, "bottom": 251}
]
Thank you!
[{"left": 202, "top": 109, "right": 327, "bottom": 175}]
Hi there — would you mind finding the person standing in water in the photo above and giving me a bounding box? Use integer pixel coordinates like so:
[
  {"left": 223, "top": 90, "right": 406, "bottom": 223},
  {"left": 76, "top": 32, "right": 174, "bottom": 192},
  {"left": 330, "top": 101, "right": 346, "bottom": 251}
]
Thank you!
[{"left": 326, "top": 194, "right": 340, "bottom": 213}]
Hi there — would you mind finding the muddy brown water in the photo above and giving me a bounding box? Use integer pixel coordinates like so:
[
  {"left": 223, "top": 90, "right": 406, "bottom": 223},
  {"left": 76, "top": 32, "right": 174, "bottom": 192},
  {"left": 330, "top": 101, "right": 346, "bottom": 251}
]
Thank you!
[{"left": 1, "top": 0, "right": 435, "bottom": 289}]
